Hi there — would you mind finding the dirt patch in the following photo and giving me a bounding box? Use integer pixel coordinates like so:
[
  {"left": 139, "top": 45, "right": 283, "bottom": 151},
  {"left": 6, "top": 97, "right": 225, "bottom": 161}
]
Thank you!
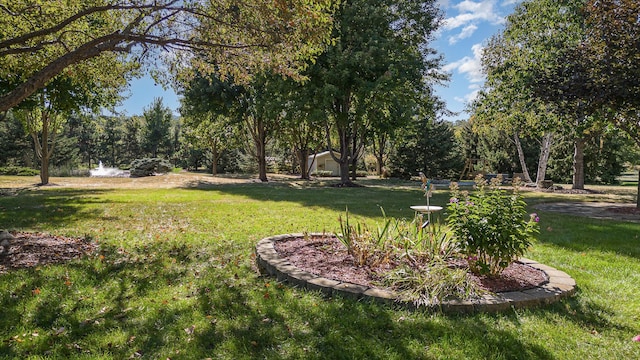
[
  {"left": 0, "top": 232, "right": 97, "bottom": 274},
  {"left": 274, "top": 236, "right": 547, "bottom": 293}
]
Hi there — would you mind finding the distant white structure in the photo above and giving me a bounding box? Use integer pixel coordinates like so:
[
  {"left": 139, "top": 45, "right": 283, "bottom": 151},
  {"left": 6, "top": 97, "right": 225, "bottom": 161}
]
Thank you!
[{"left": 308, "top": 151, "right": 341, "bottom": 176}]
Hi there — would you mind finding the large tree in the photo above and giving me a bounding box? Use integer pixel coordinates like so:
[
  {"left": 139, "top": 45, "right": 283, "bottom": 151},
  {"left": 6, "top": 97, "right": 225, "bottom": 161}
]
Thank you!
[
  {"left": 475, "top": 0, "right": 607, "bottom": 190},
  {"left": 142, "top": 98, "right": 173, "bottom": 158},
  {"left": 304, "top": 0, "right": 445, "bottom": 185},
  {"left": 0, "top": 0, "right": 335, "bottom": 112},
  {"left": 581, "top": 0, "right": 640, "bottom": 205},
  {"left": 13, "top": 66, "right": 126, "bottom": 184}
]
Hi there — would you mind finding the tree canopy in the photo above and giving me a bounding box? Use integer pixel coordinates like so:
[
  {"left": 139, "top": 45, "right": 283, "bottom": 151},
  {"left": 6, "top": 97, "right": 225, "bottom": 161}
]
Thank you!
[{"left": 0, "top": 0, "right": 336, "bottom": 112}]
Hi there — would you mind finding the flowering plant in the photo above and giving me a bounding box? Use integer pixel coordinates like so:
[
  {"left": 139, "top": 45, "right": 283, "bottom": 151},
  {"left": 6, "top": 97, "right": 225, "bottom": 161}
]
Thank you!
[{"left": 446, "top": 175, "right": 539, "bottom": 275}]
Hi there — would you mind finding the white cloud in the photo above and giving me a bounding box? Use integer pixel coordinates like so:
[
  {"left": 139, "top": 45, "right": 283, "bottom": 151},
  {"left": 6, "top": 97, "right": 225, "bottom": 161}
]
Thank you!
[
  {"left": 444, "top": 44, "right": 485, "bottom": 104},
  {"left": 448, "top": 24, "right": 478, "bottom": 44},
  {"left": 454, "top": 88, "right": 480, "bottom": 104},
  {"left": 443, "top": 0, "right": 505, "bottom": 30},
  {"left": 443, "top": 43, "right": 484, "bottom": 83}
]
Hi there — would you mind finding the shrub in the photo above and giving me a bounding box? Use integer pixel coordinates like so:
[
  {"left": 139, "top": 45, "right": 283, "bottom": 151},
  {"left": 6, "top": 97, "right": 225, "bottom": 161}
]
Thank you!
[
  {"left": 446, "top": 175, "right": 539, "bottom": 276},
  {"left": 130, "top": 158, "right": 172, "bottom": 177},
  {"left": 0, "top": 166, "right": 39, "bottom": 176}
]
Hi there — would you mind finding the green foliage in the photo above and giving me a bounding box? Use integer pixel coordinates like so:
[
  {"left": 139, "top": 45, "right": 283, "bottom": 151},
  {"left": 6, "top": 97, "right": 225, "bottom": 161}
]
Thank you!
[
  {"left": 303, "top": 0, "right": 445, "bottom": 184},
  {"left": 0, "top": 1, "right": 335, "bottom": 112},
  {"left": 0, "top": 166, "right": 38, "bottom": 176},
  {"left": 142, "top": 98, "right": 174, "bottom": 159},
  {"left": 337, "top": 208, "right": 469, "bottom": 304},
  {"left": 0, "top": 111, "right": 32, "bottom": 167},
  {"left": 447, "top": 176, "right": 539, "bottom": 275},
  {"left": 389, "top": 118, "right": 463, "bottom": 179},
  {"left": 130, "top": 158, "right": 172, "bottom": 177},
  {"left": 382, "top": 262, "right": 481, "bottom": 307},
  {"left": 547, "top": 128, "right": 635, "bottom": 184},
  {"left": 312, "top": 170, "right": 335, "bottom": 177}
]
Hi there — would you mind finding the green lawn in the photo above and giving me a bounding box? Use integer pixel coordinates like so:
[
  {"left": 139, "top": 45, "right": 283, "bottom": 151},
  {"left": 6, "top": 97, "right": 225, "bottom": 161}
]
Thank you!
[{"left": 0, "top": 175, "right": 638, "bottom": 359}]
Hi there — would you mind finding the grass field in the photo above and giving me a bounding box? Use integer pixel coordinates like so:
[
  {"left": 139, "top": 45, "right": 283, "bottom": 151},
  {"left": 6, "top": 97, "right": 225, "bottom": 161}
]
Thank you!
[{"left": 0, "top": 173, "right": 639, "bottom": 359}]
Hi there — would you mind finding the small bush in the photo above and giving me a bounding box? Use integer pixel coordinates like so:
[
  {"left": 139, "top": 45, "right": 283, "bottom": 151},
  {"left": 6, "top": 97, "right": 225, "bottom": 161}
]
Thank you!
[
  {"left": 130, "top": 158, "right": 172, "bottom": 177},
  {"left": 447, "top": 175, "right": 539, "bottom": 276},
  {"left": 0, "top": 166, "right": 39, "bottom": 176}
]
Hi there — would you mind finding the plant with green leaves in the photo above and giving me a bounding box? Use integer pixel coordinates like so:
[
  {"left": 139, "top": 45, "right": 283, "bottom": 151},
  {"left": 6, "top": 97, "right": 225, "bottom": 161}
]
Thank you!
[
  {"left": 336, "top": 208, "right": 394, "bottom": 267},
  {"left": 381, "top": 261, "right": 482, "bottom": 307},
  {"left": 447, "top": 176, "right": 539, "bottom": 276}
]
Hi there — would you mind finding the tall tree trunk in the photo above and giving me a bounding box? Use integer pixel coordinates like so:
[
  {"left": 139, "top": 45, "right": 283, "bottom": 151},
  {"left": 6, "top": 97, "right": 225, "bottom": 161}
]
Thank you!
[
  {"left": 371, "top": 131, "right": 387, "bottom": 176},
  {"left": 29, "top": 109, "right": 57, "bottom": 185},
  {"left": 40, "top": 156, "right": 50, "bottom": 185},
  {"left": 210, "top": 139, "right": 218, "bottom": 176},
  {"left": 257, "top": 135, "right": 267, "bottom": 182},
  {"left": 536, "top": 132, "right": 553, "bottom": 187},
  {"left": 572, "top": 137, "right": 586, "bottom": 190},
  {"left": 332, "top": 124, "right": 352, "bottom": 185},
  {"left": 297, "top": 149, "right": 310, "bottom": 180},
  {"left": 327, "top": 97, "right": 354, "bottom": 186},
  {"left": 636, "top": 169, "right": 639, "bottom": 208},
  {"left": 513, "top": 132, "right": 533, "bottom": 183}
]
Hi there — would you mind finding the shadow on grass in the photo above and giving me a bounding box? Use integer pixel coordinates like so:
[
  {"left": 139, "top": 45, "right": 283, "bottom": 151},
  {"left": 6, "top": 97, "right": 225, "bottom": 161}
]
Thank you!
[
  {"left": 0, "top": 241, "right": 203, "bottom": 358},
  {"left": 0, "top": 241, "right": 632, "bottom": 359},
  {"left": 535, "top": 211, "right": 640, "bottom": 259},
  {"left": 0, "top": 189, "right": 114, "bottom": 230},
  {"left": 180, "top": 180, "right": 442, "bottom": 219}
]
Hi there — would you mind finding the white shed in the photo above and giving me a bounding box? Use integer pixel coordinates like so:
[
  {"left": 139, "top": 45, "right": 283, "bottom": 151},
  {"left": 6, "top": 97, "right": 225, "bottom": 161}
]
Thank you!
[{"left": 308, "top": 151, "right": 341, "bottom": 176}]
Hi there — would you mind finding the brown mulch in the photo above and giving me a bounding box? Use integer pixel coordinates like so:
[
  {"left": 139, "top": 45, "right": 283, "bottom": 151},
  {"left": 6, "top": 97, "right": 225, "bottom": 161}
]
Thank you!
[
  {"left": 274, "top": 236, "right": 548, "bottom": 293},
  {"left": 0, "top": 232, "right": 97, "bottom": 274}
]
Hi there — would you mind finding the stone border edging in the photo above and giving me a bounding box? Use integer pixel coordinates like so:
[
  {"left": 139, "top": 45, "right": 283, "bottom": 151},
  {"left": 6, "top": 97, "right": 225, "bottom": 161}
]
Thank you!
[{"left": 255, "top": 233, "right": 576, "bottom": 313}]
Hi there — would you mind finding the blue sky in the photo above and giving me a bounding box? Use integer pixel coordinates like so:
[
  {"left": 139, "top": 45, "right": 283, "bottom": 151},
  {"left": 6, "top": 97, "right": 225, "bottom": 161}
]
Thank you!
[{"left": 116, "top": 0, "right": 521, "bottom": 122}]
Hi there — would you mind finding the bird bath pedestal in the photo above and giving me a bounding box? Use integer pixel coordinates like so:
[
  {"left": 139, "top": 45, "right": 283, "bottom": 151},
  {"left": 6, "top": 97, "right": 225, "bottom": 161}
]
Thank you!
[{"left": 410, "top": 205, "right": 443, "bottom": 227}]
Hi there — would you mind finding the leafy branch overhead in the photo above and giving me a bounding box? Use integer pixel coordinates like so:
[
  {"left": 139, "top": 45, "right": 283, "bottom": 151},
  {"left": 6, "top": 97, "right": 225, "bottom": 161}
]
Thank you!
[{"left": 0, "top": 0, "right": 336, "bottom": 112}]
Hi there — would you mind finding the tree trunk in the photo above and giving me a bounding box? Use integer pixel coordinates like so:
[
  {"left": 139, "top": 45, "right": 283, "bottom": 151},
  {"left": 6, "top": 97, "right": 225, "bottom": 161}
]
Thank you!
[
  {"left": 297, "top": 149, "right": 310, "bottom": 180},
  {"left": 210, "top": 140, "right": 218, "bottom": 176},
  {"left": 513, "top": 132, "right": 533, "bottom": 183},
  {"left": 373, "top": 133, "right": 387, "bottom": 176},
  {"left": 572, "top": 137, "right": 585, "bottom": 190},
  {"left": 257, "top": 118, "right": 268, "bottom": 182},
  {"left": 636, "top": 169, "right": 639, "bottom": 208},
  {"left": 536, "top": 132, "right": 553, "bottom": 187},
  {"left": 40, "top": 156, "right": 50, "bottom": 185}
]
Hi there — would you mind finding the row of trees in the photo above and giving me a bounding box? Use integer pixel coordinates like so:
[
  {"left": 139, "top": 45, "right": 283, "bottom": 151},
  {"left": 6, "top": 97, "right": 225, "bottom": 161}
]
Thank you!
[
  {"left": 0, "top": 98, "right": 178, "bottom": 173},
  {"left": 471, "top": 0, "right": 639, "bottom": 205},
  {"left": 2, "top": 98, "right": 634, "bottom": 189}
]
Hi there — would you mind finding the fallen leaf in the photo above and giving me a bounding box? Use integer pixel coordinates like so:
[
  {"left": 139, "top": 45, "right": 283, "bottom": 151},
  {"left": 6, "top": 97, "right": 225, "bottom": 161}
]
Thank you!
[
  {"left": 32, "top": 288, "right": 41, "bottom": 295},
  {"left": 53, "top": 327, "right": 65, "bottom": 336}
]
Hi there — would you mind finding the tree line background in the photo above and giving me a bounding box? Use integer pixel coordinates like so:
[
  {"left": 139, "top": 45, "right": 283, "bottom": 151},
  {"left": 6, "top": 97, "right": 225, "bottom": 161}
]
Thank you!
[{"left": 0, "top": 95, "right": 636, "bottom": 186}]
